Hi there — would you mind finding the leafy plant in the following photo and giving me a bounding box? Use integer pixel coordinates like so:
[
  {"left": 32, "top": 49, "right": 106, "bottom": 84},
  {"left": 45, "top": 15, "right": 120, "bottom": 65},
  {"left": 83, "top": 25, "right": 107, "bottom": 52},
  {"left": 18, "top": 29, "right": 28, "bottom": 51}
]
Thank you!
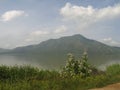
[
  {"left": 61, "top": 52, "right": 92, "bottom": 78},
  {"left": 106, "top": 64, "right": 120, "bottom": 76}
]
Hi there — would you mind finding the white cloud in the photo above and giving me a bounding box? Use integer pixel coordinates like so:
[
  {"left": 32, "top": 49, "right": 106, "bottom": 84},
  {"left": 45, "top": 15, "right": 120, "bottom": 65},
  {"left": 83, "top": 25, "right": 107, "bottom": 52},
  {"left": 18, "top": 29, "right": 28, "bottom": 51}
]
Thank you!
[
  {"left": 103, "top": 37, "right": 112, "bottom": 42},
  {"left": 25, "top": 38, "right": 33, "bottom": 42},
  {"left": 101, "top": 37, "right": 120, "bottom": 47},
  {"left": 54, "top": 25, "right": 67, "bottom": 34},
  {"left": 60, "top": 3, "right": 120, "bottom": 22},
  {"left": 30, "top": 30, "right": 49, "bottom": 36},
  {"left": 1, "top": 10, "right": 26, "bottom": 21},
  {"left": 25, "top": 25, "right": 68, "bottom": 43},
  {"left": 25, "top": 30, "right": 50, "bottom": 42}
]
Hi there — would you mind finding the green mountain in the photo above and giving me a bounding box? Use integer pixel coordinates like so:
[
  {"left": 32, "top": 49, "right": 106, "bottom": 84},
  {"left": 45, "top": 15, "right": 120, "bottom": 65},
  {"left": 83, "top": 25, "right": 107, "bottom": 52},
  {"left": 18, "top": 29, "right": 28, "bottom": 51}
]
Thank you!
[{"left": 3, "top": 34, "right": 120, "bottom": 68}]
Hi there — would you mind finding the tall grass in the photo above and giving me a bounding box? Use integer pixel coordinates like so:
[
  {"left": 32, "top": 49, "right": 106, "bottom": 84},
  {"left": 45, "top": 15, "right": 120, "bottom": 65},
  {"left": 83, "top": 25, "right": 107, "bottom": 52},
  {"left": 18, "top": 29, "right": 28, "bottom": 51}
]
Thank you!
[
  {"left": 106, "top": 64, "right": 120, "bottom": 76},
  {"left": 0, "top": 64, "right": 120, "bottom": 90}
]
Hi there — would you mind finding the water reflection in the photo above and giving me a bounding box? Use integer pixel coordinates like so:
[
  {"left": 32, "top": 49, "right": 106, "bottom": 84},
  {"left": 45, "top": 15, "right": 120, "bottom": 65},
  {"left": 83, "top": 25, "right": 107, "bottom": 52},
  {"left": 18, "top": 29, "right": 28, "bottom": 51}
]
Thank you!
[{"left": 0, "top": 55, "right": 43, "bottom": 68}]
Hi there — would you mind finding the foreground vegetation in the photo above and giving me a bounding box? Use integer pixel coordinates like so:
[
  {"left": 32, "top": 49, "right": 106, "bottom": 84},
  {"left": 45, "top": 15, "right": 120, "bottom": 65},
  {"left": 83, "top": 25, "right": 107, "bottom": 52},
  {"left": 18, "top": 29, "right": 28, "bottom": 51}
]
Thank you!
[{"left": 0, "top": 53, "right": 120, "bottom": 90}]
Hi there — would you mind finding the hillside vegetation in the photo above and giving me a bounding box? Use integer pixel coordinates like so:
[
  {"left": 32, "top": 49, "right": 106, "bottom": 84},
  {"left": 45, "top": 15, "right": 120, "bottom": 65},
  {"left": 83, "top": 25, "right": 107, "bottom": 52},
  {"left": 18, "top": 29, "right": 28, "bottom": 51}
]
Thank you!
[{"left": 0, "top": 53, "right": 120, "bottom": 90}]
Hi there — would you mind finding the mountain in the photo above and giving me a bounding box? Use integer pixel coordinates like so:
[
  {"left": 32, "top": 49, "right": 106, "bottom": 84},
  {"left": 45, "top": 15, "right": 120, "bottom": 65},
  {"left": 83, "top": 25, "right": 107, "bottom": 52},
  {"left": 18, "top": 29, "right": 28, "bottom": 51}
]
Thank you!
[
  {"left": 0, "top": 48, "right": 10, "bottom": 53},
  {"left": 2, "top": 34, "right": 120, "bottom": 68}
]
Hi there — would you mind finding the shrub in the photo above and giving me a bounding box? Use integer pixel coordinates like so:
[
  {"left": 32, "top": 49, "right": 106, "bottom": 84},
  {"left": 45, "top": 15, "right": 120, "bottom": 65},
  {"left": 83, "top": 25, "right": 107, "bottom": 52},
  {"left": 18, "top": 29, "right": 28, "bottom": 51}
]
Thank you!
[
  {"left": 0, "top": 65, "right": 39, "bottom": 82},
  {"left": 106, "top": 64, "right": 120, "bottom": 76},
  {"left": 61, "top": 52, "right": 93, "bottom": 78}
]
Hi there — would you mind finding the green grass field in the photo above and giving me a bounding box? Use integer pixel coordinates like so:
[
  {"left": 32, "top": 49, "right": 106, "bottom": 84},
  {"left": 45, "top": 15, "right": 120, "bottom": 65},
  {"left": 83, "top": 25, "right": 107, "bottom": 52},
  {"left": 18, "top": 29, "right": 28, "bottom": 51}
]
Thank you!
[{"left": 0, "top": 64, "right": 120, "bottom": 90}]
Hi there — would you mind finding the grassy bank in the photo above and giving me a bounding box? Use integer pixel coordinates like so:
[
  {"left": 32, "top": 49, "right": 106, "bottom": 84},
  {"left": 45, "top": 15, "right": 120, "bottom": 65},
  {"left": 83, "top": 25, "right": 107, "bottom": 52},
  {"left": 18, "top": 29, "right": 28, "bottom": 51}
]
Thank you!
[{"left": 0, "top": 64, "right": 120, "bottom": 90}]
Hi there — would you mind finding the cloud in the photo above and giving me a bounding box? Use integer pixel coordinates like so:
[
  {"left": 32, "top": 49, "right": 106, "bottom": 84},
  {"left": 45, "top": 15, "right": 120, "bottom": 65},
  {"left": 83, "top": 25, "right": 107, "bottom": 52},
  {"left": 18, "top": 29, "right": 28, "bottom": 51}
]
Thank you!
[
  {"left": 101, "top": 37, "right": 120, "bottom": 47},
  {"left": 25, "top": 25, "right": 68, "bottom": 43},
  {"left": 25, "top": 30, "right": 50, "bottom": 42},
  {"left": 60, "top": 3, "right": 120, "bottom": 22},
  {"left": 53, "top": 25, "right": 67, "bottom": 34},
  {"left": 103, "top": 37, "right": 113, "bottom": 42},
  {"left": 1, "top": 10, "right": 26, "bottom": 21},
  {"left": 30, "top": 30, "right": 49, "bottom": 36},
  {"left": 25, "top": 38, "right": 33, "bottom": 42}
]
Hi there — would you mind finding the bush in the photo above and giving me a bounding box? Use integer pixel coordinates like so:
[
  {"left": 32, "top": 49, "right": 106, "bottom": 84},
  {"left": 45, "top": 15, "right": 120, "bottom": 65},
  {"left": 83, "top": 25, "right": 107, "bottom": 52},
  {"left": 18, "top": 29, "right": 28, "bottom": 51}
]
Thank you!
[
  {"left": 61, "top": 52, "right": 93, "bottom": 78},
  {"left": 0, "top": 65, "right": 39, "bottom": 82},
  {"left": 0, "top": 64, "right": 120, "bottom": 90},
  {"left": 106, "top": 64, "right": 120, "bottom": 76}
]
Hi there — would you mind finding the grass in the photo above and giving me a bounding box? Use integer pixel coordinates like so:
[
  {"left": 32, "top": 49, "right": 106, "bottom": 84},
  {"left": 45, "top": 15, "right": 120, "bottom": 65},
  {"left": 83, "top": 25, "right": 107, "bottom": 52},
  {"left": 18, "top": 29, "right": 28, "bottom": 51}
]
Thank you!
[{"left": 0, "top": 64, "right": 120, "bottom": 90}]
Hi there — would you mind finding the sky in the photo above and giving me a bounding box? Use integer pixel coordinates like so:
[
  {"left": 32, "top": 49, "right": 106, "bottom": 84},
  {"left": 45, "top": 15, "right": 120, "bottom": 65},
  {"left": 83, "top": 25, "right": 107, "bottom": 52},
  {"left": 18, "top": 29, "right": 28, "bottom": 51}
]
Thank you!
[{"left": 0, "top": 0, "right": 120, "bottom": 49}]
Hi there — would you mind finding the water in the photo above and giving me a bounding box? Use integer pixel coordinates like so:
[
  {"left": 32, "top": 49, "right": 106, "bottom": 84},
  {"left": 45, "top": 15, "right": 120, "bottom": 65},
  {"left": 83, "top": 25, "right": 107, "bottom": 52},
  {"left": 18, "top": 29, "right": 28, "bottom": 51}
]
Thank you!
[
  {"left": 0, "top": 54, "right": 60, "bottom": 69},
  {"left": 0, "top": 55, "right": 44, "bottom": 68},
  {"left": 98, "top": 60, "right": 120, "bottom": 70},
  {"left": 1, "top": 54, "right": 119, "bottom": 70}
]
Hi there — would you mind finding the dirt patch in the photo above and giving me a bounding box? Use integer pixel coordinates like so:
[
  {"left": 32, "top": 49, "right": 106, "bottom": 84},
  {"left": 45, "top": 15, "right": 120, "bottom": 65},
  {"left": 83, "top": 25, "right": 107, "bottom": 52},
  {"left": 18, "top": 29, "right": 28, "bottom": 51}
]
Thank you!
[{"left": 90, "top": 83, "right": 120, "bottom": 90}]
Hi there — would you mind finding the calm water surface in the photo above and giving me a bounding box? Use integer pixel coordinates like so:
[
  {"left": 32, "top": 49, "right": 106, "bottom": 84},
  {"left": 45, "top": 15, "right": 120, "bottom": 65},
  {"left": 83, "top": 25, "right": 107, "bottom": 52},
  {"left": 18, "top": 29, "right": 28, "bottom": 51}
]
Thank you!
[{"left": 0, "top": 55, "right": 44, "bottom": 68}]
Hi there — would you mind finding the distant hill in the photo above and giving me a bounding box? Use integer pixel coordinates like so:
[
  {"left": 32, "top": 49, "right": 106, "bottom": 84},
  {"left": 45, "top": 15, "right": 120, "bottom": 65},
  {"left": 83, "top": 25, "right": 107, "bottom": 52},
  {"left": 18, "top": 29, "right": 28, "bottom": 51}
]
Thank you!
[
  {"left": 2, "top": 34, "right": 120, "bottom": 68},
  {"left": 0, "top": 48, "right": 10, "bottom": 53}
]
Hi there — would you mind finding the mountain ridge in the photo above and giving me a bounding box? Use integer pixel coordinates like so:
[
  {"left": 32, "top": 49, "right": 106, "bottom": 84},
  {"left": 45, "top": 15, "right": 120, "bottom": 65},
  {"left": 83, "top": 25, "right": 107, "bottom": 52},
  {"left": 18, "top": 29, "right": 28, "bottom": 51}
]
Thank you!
[{"left": 1, "top": 34, "right": 120, "bottom": 68}]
